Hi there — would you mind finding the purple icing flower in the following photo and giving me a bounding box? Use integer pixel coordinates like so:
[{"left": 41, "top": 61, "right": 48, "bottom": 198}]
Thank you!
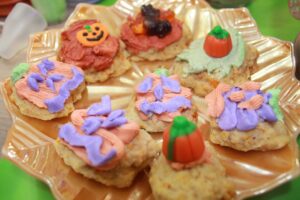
[
  {"left": 82, "top": 117, "right": 103, "bottom": 135},
  {"left": 154, "top": 84, "right": 164, "bottom": 101},
  {"left": 138, "top": 77, "right": 153, "bottom": 93},
  {"left": 218, "top": 97, "right": 237, "bottom": 131},
  {"left": 87, "top": 95, "right": 111, "bottom": 116},
  {"left": 161, "top": 75, "right": 181, "bottom": 93},
  {"left": 59, "top": 123, "right": 116, "bottom": 166},
  {"left": 37, "top": 59, "right": 54, "bottom": 75},
  {"left": 236, "top": 108, "right": 259, "bottom": 131},
  {"left": 256, "top": 104, "right": 277, "bottom": 122}
]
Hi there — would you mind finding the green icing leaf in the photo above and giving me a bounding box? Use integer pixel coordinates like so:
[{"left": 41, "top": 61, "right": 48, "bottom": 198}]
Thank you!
[
  {"left": 268, "top": 88, "right": 283, "bottom": 120},
  {"left": 209, "top": 25, "right": 230, "bottom": 39},
  {"left": 11, "top": 63, "right": 30, "bottom": 84},
  {"left": 167, "top": 116, "right": 196, "bottom": 160},
  {"left": 154, "top": 68, "right": 169, "bottom": 76}
]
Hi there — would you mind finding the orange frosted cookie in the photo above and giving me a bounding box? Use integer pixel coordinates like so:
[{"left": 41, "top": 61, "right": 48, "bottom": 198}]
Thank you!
[
  {"left": 55, "top": 95, "right": 159, "bottom": 188},
  {"left": 10, "top": 59, "right": 86, "bottom": 120},
  {"left": 126, "top": 69, "right": 198, "bottom": 133},
  {"left": 205, "top": 82, "right": 290, "bottom": 151}
]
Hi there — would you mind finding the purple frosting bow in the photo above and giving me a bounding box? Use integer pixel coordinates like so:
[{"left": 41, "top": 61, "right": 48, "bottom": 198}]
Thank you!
[
  {"left": 217, "top": 87, "right": 278, "bottom": 131},
  {"left": 81, "top": 96, "right": 128, "bottom": 135},
  {"left": 44, "top": 67, "right": 84, "bottom": 113},
  {"left": 59, "top": 123, "right": 116, "bottom": 167}
]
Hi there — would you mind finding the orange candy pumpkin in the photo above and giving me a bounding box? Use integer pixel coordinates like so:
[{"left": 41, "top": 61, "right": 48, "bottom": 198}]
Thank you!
[
  {"left": 76, "top": 22, "right": 109, "bottom": 47},
  {"left": 203, "top": 25, "right": 232, "bottom": 58},
  {"left": 162, "top": 116, "right": 205, "bottom": 164}
]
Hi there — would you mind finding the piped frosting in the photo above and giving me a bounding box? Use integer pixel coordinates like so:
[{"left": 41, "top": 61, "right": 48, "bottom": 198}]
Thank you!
[
  {"left": 59, "top": 95, "right": 139, "bottom": 169},
  {"left": 205, "top": 82, "right": 281, "bottom": 131},
  {"left": 135, "top": 73, "right": 192, "bottom": 122},
  {"left": 14, "top": 59, "right": 85, "bottom": 113}
]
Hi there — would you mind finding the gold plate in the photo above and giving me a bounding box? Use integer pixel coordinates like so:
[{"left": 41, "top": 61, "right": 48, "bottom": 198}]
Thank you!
[{"left": 1, "top": 1, "right": 300, "bottom": 199}]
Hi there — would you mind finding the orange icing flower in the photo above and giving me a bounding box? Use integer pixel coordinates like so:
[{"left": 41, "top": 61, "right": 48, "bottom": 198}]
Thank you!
[{"left": 238, "top": 94, "right": 264, "bottom": 110}]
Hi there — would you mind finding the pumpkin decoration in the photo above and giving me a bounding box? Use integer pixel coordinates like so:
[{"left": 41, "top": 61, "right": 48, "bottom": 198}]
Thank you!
[
  {"left": 162, "top": 116, "right": 205, "bottom": 164},
  {"left": 76, "top": 22, "right": 109, "bottom": 47},
  {"left": 203, "top": 25, "right": 232, "bottom": 58}
]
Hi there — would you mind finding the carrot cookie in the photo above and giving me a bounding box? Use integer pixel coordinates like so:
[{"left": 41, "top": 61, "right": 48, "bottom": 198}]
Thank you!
[
  {"left": 10, "top": 59, "right": 85, "bottom": 120},
  {"left": 173, "top": 25, "right": 258, "bottom": 97},
  {"left": 149, "top": 116, "right": 235, "bottom": 200},
  {"left": 126, "top": 70, "right": 197, "bottom": 133},
  {"left": 121, "top": 4, "right": 192, "bottom": 61},
  {"left": 205, "top": 82, "right": 290, "bottom": 152},
  {"left": 58, "top": 19, "right": 131, "bottom": 83},
  {"left": 55, "top": 95, "right": 159, "bottom": 188}
]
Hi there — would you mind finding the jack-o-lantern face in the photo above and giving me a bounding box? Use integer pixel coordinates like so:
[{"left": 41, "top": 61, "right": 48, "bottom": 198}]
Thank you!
[{"left": 76, "top": 22, "right": 109, "bottom": 47}]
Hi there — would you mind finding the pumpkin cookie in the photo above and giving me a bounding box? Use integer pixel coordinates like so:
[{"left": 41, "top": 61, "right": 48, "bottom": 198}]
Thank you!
[
  {"left": 126, "top": 70, "right": 198, "bottom": 133},
  {"left": 10, "top": 59, "right": 85, "bottom": 120},
  {"left": 58, "top": 19, "right": 131, "bottom": 83},
  {"left": 121, "top": 4, "right": 192, "bottom": 61},
  {"left": 149, "top": 116, "right": 235, "bottom": 200},
  {"left": 55, "top": 95, "right": 159, "bottom": 188},
  {"left": 173, "top": 25, "right": 258, "bottom": 97},
  {"left": 205, "top": 82, "right": 290, "bottom": 152}
]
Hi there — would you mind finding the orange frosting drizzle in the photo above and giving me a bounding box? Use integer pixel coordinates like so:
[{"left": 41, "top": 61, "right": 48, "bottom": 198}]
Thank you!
[
  {"left": 239, "top": 81, "right": 261, "bottom": 91},
  {"left": 238, "top": 94, "right": 264, "bottom": 110},
  {"left": 205, "top": 82, "right": 264, "bottom": 118},
  {"left": 15, "top": 61, "right": 84, "bottom": 108},
  {"left": 205, "top": 83, "right": 230, "bottom": 118}
]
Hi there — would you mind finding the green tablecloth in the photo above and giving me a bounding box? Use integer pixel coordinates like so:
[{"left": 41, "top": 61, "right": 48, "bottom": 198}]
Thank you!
[{"left": 1, "top": 0, "right": 300, "bottom": 199}]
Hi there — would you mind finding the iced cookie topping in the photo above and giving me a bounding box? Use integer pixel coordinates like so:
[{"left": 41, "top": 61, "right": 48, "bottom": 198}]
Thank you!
[
  {"left": 177, "top": 26, "right": 245, "bottom": 79},
  {"left": 59, "top": 95, "right": 139, "bottom": 169},
  {"left": 135, "top": 73, "right": 192, "bottom": 122},
  {"left": 205, "top": 82, "right": 282, "bottom": 131},
  {"left": 162, "top": 116, "right": 209, "bottom": 170},
  {"left": 121, "top": 4, "right": 183, "bottom": 54},
  {"left": 59, "top": 19, "right": 119, "bottom": 71},
  {"left": 14, "top": 59, "right": 84, "bottom": 113}
]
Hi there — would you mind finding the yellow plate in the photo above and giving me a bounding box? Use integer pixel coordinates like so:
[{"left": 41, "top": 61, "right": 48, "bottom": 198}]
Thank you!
[{"left": 1, "top": 1, "right": 300, "bottom": 199}]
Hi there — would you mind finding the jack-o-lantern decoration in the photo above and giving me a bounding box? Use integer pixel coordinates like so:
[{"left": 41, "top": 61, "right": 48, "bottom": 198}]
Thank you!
[
  {"left": 162, "top": 116, "right": 205, "bottom": 164},
  {"left": 76, "top": 22, "right": 109, "bottom": 47}
]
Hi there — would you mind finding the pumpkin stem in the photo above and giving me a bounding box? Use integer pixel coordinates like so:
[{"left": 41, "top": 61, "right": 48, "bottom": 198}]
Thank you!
[
  {"left": 84, "top": 25, "right": 92, "bottom": 32},
  {"left": 167, "top": 116, "right": 196, "bottom": 160},
  {"left": 209, "top": 25, "right": 229, "bottom": 39}
]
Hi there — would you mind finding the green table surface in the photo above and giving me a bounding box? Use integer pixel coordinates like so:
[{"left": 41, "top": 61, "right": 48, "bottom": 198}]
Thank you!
[{"left": 1, "top": 0, "right": 300, "bottom": 199}]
